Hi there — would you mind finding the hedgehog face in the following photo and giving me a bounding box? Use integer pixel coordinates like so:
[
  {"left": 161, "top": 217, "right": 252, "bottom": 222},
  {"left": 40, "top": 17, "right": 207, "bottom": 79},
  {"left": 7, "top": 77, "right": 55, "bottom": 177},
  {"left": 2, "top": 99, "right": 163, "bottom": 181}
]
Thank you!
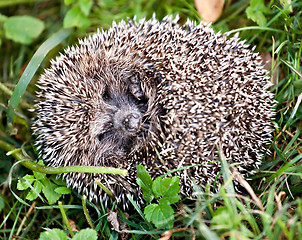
[
  {"left": 89, "top": 72, "right": 149, "bottom": 159},
  {"left": 90, "top": 92, "right": 143, "bottom": 157}
]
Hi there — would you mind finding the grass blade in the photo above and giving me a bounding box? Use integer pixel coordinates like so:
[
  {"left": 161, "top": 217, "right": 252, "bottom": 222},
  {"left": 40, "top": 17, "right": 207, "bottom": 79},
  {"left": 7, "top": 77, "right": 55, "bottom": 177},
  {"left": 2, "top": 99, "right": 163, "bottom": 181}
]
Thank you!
[{"left": 7, "top": 27, "right": 72, "bottom": 124}]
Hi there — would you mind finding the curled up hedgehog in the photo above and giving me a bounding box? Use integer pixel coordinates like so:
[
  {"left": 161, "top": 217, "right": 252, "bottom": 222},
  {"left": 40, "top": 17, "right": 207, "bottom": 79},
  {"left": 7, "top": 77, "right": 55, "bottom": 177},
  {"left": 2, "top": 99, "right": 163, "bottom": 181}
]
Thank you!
[{"left": 33, "top": 15, "right": 275, "bottom": 209}]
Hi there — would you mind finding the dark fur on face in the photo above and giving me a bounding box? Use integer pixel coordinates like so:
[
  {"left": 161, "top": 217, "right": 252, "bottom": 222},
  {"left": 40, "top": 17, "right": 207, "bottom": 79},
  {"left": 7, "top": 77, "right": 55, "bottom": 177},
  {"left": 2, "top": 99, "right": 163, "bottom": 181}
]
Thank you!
[{"left": 90, "top": 75, "right": 148, "bottom": 159}]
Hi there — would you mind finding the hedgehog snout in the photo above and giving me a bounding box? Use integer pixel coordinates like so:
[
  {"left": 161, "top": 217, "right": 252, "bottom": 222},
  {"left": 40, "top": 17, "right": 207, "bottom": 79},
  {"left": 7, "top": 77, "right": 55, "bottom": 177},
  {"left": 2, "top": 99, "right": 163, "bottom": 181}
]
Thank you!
[
  {"left": 123, "top": 113, "right": 140, "bottom": 132},
  {"left": 113, "top": 109, "right": 142, "bottom": 136}
]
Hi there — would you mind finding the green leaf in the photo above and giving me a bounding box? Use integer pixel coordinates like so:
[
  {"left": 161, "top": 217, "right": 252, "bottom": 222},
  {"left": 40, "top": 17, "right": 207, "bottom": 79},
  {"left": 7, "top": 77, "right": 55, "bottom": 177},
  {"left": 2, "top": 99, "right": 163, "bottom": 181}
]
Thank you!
[
  {"left": 79, "top": 0, "right": 92, "bottom": 16},
  {"left": 33, "top": 170, "right": 46, "bottom": 180},
  {"left": 39, "top": 228, "right": 68, "bottom": 240},
  {"left": 144, "top": 204, "right": 158, "bottom": 221},
  {"left": 246, "top": 8, "right": 267, "bottom": 26},
  {"left": 52, "top": 178, "right": 67, "bottom": 186},
  {"left": 144, "top": 200, "right": 174, "bottom": 229},
  {"left": 4, "top": 16, "right": 44, "bottom": 44},
  {"left": 0, "top": 13, "right": 7, "bottom": 22},
  {"left": 136, "top": 164, "right": 154, "bottom": 203},
  {"left": 72, "top": 229, "right": 98, "bottom": 240},
  {"left": 137, "top": 178, "right": 154, "bottom": 203},
  {"left": 152, "top": 177, "right": 180, "bottom": 204},
  {"left": 7, "top": 27, "right": 72, "bottom": 124},
  {"left": 211, "top": 206, "right": 254, "bottom": 238},
  {"left": 137, "top": 165, "right": 153, "bottom": 188},
  {"left": 163, "top": 194, "right": 180, "bottom": 205},
  {"left": 26, "top": 181, "right": 43, "bottom": 201},
  {"left": 64, "top": 0, "right": 75, "bottom": 5},
  {"left": 211, "top": 206, "right": 233, "bottom": 227},
  {"left": 42, "top": 180, "right": 62, "bottom": 205},
  {"left": 55, "top": 186, "right": 71, "bottom": 194},
  {"left": 63, "top": 5, "right": 91, "bottom": 29},
  {"left": 37, "top": 160, "right": 45, "bottom": 166},
  {"left": 245, "top": 0, "right": 269, "bottom": 26},
  {"left": 17, "top": 175, "right": 35, "bottom": 190}
]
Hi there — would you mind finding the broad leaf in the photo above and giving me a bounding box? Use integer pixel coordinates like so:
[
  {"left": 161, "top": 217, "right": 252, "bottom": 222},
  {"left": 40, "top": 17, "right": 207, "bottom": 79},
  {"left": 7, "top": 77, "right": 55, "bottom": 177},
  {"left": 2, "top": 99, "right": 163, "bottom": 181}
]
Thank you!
[
  {"left": 72, "top": 229, "right": 97, "bottom": 240},
  {"left": 152, "top": 177, "right": 180, "bottom": 204},
  {"left": 17, "top": 175, "right": 35, "bottom": 190},
  {"left": 63, "top": 5, "right": 90, "bottom": 29},
  {"left": 136, "top": 164, "right": 154, "bottom": 203},
  {"left": 42, "top": 180, "right": 61, "bottom": 205},
  {"left": 26, "top": 181, "right": 43, "bottom": 201},
  {"left": 144, "top": 199, "right": 174, "bottom": 229},
  {"left": 39, "top": 228, "right": 67, "bottom": 240},
  {"left": 4, "top": 16, "right": 44, "bottom": 44},
  {"left": 79, "top": 0, "right": 92, "bottom": 16},
  {"left": 246, "top": 0, "right": 269, "bottom": 26},
  {"left": 55, "top": 186, "right": 71, "bottom": 195}
]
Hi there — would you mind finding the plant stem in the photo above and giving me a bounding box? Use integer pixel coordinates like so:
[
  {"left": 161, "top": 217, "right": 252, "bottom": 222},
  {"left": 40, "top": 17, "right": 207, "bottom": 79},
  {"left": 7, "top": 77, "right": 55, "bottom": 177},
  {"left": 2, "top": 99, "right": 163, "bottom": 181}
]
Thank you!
[
  {"left": 0, "top": 139, "right": 128, "bottom": 176},
  {"left": 82, "top": 195, "right": 95, "bottom": 229},
  {"left": 95, "top": 180, "right": 116, "bottom": 200},
  {"left": 58, "top": 201, "right": 75, "bottom": 237}
]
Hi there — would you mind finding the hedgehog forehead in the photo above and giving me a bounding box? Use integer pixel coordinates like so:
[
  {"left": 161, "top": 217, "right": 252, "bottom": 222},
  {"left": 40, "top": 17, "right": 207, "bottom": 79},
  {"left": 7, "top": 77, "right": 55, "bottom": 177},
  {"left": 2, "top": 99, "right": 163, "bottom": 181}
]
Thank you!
[
  {"left": 95, "top": 59, "right": 139, "bottom": 85},
  {"left": 91, "top": 96, "right": 135, "bottom": 120}
]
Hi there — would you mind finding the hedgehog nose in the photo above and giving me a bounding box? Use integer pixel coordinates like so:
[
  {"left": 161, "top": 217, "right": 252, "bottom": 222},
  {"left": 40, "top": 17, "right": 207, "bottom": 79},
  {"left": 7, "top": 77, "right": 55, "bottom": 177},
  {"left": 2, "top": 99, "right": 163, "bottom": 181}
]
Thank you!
[{"left": 123, "top": 113, "right": 140, "bottom": 133}]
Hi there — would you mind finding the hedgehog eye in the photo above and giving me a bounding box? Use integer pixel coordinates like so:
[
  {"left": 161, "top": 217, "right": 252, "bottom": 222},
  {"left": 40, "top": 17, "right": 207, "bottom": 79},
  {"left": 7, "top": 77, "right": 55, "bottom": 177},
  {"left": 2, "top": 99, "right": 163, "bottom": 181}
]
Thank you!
[
  {"left": 226, "top": 115, "right": 232, "bottom": 121},
  {"left": 102, "top": 88, "right": 111, "bottom": 101},
  {"left": 98, "top": 133, "right": 105, "bottom": 142}
]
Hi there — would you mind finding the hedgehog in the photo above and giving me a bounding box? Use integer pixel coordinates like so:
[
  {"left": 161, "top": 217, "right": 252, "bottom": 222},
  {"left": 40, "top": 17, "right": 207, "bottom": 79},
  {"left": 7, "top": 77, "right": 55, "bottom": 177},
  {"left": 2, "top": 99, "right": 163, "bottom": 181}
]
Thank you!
[{"left": 33, "top": 15, "right": 275, "bottom": 209}]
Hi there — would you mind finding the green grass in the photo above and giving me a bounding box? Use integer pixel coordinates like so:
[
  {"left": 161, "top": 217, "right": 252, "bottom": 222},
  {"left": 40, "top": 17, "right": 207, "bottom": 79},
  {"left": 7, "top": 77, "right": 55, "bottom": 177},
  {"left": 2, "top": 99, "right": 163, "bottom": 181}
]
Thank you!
[{"left": 0, "top": 0, "right": 302, "bottom": 239}]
